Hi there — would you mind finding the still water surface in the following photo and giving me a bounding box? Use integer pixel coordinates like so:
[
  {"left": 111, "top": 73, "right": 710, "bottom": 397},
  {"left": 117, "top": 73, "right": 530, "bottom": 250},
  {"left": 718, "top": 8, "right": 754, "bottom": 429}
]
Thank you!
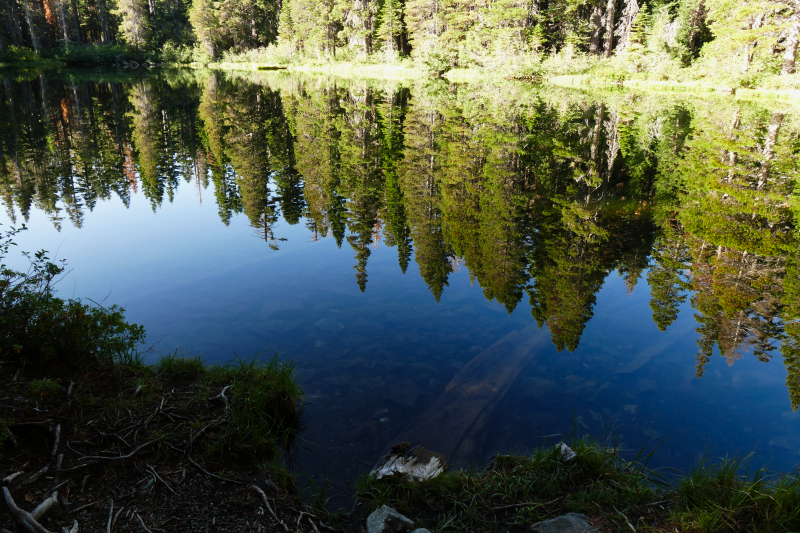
[{"left": 1, "top": 70, "right": 799, "bottom": 500}]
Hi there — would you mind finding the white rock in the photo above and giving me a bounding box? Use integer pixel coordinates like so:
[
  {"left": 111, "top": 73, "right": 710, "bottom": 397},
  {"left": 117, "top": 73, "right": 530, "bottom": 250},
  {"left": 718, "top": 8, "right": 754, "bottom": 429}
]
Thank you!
[
  {"left": 530, "top": 513, "right": 597, "bottom": 533},
  {"left": 370, "top": 443, "right": 446, "bottom": 482},
  {"left": 559, "top": 443, "right": 577, "bottom": 462}
]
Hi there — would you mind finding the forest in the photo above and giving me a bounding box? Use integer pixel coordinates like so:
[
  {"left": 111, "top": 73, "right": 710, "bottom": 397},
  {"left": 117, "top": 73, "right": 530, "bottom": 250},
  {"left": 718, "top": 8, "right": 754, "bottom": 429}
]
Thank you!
[
  {"left": 0, "top": 72, "right": 798, "bottom": 407},
  {"left": 0, "top": 0, "right": 797, "bottom": 86}
]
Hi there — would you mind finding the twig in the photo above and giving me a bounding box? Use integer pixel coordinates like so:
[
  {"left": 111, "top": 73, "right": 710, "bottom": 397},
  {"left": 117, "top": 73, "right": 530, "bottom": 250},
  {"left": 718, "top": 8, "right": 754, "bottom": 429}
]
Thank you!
[
  {"left": 70, "top": 500, "right": 101, "bottom": 515},
  {"left": 187, "top": 457, "right": 244, "bottom": 485},
  {"left": 2, "top": 486, "right": 50, "bottom": 533},
  {"left": 317, "top": 521, "right": 341, "bottom": 533},
  {"left": 50, "top": 454, "right": 63, "bottom": 489},
  {"left": 187, "top": 420, "right": 218, "bottom": 452},
  {"left": 21, "top": 464, "right": 50, "bottom": 487},
  {"left": 31, "top": 491, "right": 59, "bottom": 520},
  {"left": 135, "top": 513, "right": 153, "bottom": 533},
  {"left": 132, "top": 385, "right": 142, "bottom": 398},
  {"left": 73, "top": 438, "right": 160, "bottom": 463},
  {"left": 67, "top": 381, "right": 75, "bottom": 396},
  {"left": 51, "top": 424, "right": 61, "bottom": 458},
  {"left": 112, "top": 506, "right": 125, "bottom": 529},
  {"left": 490, "top": 496, "right": 562, "bottom": 512},
  {"left": 646, "top": 500, "right": 671, "bottom": 507},
  {"left": 61, "top": 520, "right": 78, "bottom": 533},
  {"left": 106, "top": 500, "right": 114, "bottom": 533},
  {"left": 250, "top": 484, "right": 289, "bottom": 532},
  {"left": 146, "top": 464, "right": 177, "bottom": 495},
  {"left": 613, "top": 505, "right": 637, "bottom": 533}
]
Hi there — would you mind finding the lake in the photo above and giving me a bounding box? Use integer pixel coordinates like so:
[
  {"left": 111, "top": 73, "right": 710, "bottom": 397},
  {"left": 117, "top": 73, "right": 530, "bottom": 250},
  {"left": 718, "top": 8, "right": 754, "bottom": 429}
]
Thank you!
[{"left": 1, "top": 69, "right": 798, "bottom": 503}]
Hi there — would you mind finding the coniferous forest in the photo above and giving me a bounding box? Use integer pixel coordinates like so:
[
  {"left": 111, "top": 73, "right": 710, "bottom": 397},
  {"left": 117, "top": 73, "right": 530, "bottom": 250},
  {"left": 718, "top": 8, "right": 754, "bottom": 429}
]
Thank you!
[{"left": 0, "top": 0, "right": 797, "bottom": 87}]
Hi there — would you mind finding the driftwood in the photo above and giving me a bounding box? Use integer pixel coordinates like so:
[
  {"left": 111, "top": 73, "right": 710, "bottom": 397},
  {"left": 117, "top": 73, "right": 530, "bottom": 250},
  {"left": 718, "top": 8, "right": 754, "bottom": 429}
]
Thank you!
[
  {"left": 394, "top": 324, "right": 549, "bottom": 464},
  {"left": 2, "top": 486, "right": 51, "bottom": 533},
  {"left": 146, "top": 464, "right": 177, "bottom": 495},
  {"left": 134, "top": 513, "right": 153, "bottom": 533},
  {"left": 31, "top": 491, "right": 59, "bottom": 520},
  {"left": 106, "top": 500, "right": 114, "bottom": 533},
  {"left": 61, "top": 520, "right": 78, "bottom": 533},
  {"left": 3, "top": 472, "right": 24, "bottom": 485}
]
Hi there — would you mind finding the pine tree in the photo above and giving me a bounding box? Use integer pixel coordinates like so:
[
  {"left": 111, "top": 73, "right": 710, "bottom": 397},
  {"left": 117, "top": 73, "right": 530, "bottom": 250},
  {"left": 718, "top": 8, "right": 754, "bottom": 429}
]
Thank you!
[
  {"left": 375, "top": 0, "right": 404, "bottom": 53},
  {"left": 113, "top": 0, "right": 152, "bottom": 48},
  {"left": 189, "top": 0, "right": 218, "bottom": 59}
]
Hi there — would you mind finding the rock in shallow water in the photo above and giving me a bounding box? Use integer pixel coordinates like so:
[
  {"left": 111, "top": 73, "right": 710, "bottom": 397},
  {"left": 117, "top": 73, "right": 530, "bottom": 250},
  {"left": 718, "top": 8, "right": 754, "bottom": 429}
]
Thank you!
[
  {"left": 530, "top": 513, "right": 597, "bottom": 533},
  {"left": 366, "top": 505, "right": 414, "bottom": 533},
  {"left": 370, "top": 443, "right": 446, "bottom": 481}
]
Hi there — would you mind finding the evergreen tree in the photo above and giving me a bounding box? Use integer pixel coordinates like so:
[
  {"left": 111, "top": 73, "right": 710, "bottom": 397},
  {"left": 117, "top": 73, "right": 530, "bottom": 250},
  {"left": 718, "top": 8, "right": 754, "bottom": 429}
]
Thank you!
[{"left": 375, "top": 0, "right": 404, "bottom": 53}]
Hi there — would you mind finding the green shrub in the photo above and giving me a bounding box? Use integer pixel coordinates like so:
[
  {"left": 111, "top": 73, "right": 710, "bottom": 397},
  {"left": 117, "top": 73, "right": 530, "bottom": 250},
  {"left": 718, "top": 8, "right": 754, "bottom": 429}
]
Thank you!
[
  {"left": 0, "top": 225, "right": 146, "bottom": 372},
  {"left": 28, "top": 377, "right": 61, "bottom": 401}
]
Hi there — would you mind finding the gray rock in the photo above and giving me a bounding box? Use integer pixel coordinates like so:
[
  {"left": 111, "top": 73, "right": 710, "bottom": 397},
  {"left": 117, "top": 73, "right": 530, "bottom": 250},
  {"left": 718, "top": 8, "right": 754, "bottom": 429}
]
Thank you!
[
  {"left": 530, "top": 513, "right": 597, "bottom": 533},
  {"left": 559, "top": 442, "right": 577, "bottom": 462},
  {"left": 366, "top": 505, "right": 414, "bottom": 533},
  {"left": 370, "top": 443, "right": 447, "bottom": 482},
  {"left": 411, "top": 529, "right": 432, "bottom": 533}
]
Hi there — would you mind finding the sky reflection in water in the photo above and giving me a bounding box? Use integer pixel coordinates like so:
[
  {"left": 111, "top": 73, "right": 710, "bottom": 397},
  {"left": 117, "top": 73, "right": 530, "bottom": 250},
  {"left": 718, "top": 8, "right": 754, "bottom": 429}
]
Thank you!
[{"left": 1, "top": 71, "right": 798, "bottom": 500}]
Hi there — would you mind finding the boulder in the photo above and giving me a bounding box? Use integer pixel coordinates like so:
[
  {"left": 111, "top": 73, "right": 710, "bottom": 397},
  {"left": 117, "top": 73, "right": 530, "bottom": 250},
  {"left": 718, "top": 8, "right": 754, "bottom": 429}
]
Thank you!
[
  {"left": 366, "top": 505, "right": 414, "bottom": 533},
  {"left": 530, "top": 513, "right": 597, "bottom": 533},
  {"left": 370, "top": 443, "right": 446, "bottom": 482}
]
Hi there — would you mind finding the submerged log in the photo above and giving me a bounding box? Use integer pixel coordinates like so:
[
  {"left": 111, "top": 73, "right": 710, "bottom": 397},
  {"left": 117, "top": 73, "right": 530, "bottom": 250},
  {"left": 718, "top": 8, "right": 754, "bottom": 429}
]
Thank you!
[{"left": 393, "top": 324, "right": 549, "bottom": 464}]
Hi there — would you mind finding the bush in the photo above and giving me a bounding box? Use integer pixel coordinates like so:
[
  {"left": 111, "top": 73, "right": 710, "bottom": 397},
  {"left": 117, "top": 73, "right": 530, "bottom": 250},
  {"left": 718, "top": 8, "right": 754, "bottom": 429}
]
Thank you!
[{"left": 0, "top": 225, "right": 146, "bottom": 373}]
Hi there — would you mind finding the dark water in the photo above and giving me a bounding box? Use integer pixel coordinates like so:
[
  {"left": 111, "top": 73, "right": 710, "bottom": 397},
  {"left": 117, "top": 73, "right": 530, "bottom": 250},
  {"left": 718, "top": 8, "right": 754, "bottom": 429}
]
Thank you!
[{"left": 1, "top": 70, "right": 799, "bottom": 502}]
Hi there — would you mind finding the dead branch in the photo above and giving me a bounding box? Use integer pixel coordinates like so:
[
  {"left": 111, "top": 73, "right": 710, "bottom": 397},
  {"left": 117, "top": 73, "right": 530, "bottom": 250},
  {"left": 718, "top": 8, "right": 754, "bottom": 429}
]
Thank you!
[
  {"left": 146, "top": 464, "right": 177, "bottom": 495},
  {"left": 106, "top": 500, "right": 114, "bottom": 533},
  {"left": 250, "top": 484, "right": 289, "bottom": 532},
  {"left": 134, "top": 513, "right": 153, "bottom": 533},
  {"left": 187, "top": 457, "right": 244, "bottom": 485},
  {"left": 61, "top": 520, "right": 78, "bottom": 533},
  {"left": 51, "top": 424, "right": 61, "bottom": 458},
  {"left": 72, "top": 438, "right": 160, "bottom": 463},
  {"left": 31, "top": 491, "right": 59, "bottom": 520},
  {"left": 21, "top": 464, "right": 51, "bottom": 487},
  {"left": 2, "top": 486, "right": 51, "bottom": 533},
  {"left": 3, "top": 472, "right": 24, "bottom": 485},
  {"left": 70, "top": 500, "right": 101, "bottom": 515}
]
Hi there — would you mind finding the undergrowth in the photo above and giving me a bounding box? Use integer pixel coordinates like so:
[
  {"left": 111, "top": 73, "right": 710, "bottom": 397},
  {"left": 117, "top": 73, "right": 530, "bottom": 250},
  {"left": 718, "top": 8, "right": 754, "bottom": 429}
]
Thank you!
[{"left": 355, "top": 438, "right": 800, "bottom": 532}]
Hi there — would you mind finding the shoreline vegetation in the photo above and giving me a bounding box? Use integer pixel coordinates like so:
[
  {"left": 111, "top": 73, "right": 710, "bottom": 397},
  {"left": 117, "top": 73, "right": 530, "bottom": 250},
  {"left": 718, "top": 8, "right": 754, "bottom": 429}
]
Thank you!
[{"left": 3, "top": 236, "right": 800, "bottom": 532}]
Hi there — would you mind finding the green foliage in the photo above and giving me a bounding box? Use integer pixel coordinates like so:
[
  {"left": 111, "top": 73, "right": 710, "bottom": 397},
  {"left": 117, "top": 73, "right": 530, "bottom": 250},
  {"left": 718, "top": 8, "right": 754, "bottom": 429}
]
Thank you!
[
  {"left": 156, "top": 351, "right": 206, "bottom": 378},
  {"left": 0, "top": 225, "right": 146, "bottom": 372},
  {"left": 28, "top": 377, "right": 61, "bottom": 401},
  {"left": 204, "top": 352, "right": 302, "bottom": 461},
  {"left": 356, "top": 438, "right": 656, "bottom": 532},
  {"left": 672, "top": 457, "right": 800, "bottom": 531}
]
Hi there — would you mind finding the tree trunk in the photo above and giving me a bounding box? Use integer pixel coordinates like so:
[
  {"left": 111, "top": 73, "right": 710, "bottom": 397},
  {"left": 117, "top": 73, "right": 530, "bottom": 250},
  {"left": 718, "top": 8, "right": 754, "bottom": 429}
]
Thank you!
[
  {"left": 588, "top": 4, "right": 603, "bottom": 54},
  {"left": 782, "top": 22, "right": 799, "bottom": 75},
  {"left": 603, "top": 0, "right": 616, "bottom": 57},
  {"left": 97, "top": 0, "right": 109, "bottom": 42},
  {"left": 23, "top": 1, "right": 40, "bottom": 52},
  {"left": 742, "top": 12, "right": 763, "bottom": 73},
  {"left": 56, "top": 0, "right": 69, "bottom": 45},
  {"left": 69, "top": 0, "right": 80, "bottom": 42},
  {"left": 756, "top": 112, "right": 784, "bottom": 191},
  {"left": 7, "top": 0, "right": 24, "bottom": 46}
]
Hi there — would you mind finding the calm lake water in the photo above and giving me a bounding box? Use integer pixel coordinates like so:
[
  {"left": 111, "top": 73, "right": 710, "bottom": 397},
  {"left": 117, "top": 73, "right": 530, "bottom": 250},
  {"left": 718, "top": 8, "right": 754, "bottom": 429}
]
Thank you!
[{"left": 1, "top": 69, "right": 799, "bottom": 502}]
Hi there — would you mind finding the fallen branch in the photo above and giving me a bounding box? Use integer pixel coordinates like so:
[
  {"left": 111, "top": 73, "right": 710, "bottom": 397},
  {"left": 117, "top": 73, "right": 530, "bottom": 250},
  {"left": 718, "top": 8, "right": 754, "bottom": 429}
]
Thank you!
[
  {"left": 146, "top": 464, "right": 177, "bottom": 495},
  {"left": 2, "top": 486, "right": 50, "bottom": 533},
  {"left": 31, "top": 491, "right": 59, "bottom": 521},
  {"left": 70, "top": 500, "right": 101, "bottom": 515},
  {"left": 134, "top": 513, "right": 153, "bottom": 533},
  {"left": 21, "top": 465, "right": 51, "bottom": 487},
  {"left": 490, "top": 496, "right": 562, "bottom": 512},
  {"left": 3, "top": 472, "right": 24, "bottom": 485},
  {"left": 51, "top": 425, "right": 61, "bottom": 459},
  {"left": 250, "top": 484, "right": 289, "bottom": 532},
  {"left": 74, "top": 438, "right": 160, "bottom": 463},
  {"left": 105, "top": 500, "right": 114, "bottom": 533},
  {"left": 61, "top": 520, "right": 78, "bottom": 533},
  {"left": 187, "top": 457, "right": 244, "bottom": 485}
]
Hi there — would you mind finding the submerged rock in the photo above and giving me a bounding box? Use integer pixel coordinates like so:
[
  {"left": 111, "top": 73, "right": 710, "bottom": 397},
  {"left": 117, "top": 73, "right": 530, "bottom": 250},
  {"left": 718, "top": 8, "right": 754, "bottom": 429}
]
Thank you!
[
  {"left": 370, "top": 443, "right": 446, "bottom": 482},
  {"left": 411, "top": 529, "right": 432, "bottom": 533},
  {"left": 366, "top": 505, "right": 414, "bottom": 533},
  {"left": 530, "top": 513, "right": 597, "bottom": 533}
]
